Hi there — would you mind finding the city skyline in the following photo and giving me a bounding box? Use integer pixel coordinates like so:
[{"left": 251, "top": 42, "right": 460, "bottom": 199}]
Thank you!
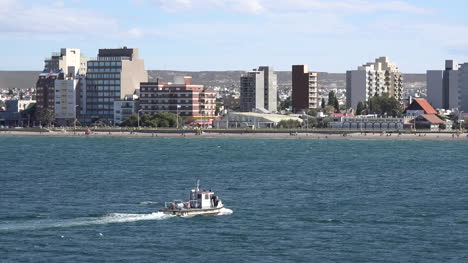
[{"left": 1, "top": 0, "right": 468, "bottom": 73}]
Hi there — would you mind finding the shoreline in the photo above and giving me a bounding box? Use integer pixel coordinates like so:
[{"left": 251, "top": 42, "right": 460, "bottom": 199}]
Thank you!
[{"left": 1, "top": 130, "right": 468, "bottom": 141}]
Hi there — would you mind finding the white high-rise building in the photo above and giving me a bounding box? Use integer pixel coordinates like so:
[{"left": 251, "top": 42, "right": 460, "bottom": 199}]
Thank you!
[
  {"left": 427, "top": 60, "right": 460, "bottom": 110},
  {"left": 44, "top": 48, "right": 87, "bottom": 77},
  {"left": 240, "top": 66, "right": 277, "bottom": 112},
  {"left": 346, "top": 57, "right": 403, "bottom": 109}
]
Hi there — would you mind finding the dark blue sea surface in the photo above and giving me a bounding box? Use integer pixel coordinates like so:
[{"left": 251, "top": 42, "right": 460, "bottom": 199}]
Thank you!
[{"left": 1, "top": 136, "right": 468, "bottom": 262}]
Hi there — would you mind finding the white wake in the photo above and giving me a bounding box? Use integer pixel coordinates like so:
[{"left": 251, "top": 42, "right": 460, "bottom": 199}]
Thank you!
[
  {"left": 217, "top": 208, "right": 234, "bottom": 216},
  {"left": 0, "top": 212, "right": 174, "bottom": 232}
]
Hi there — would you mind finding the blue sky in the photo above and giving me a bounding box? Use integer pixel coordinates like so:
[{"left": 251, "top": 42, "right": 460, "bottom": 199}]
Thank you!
[{"left": 1, "top": 0, "right": 467, "bottom": 72}]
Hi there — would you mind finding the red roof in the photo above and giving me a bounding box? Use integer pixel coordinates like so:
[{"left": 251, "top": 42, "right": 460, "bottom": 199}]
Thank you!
[
  {"left": 412, "top": 99, "right": 437, "bottom": 114},
  {"left": 420, "top": 114, "right": 444, "bottom": 124}
]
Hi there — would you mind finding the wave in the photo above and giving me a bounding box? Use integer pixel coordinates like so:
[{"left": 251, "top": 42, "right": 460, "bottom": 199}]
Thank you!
[{"left": 0, "top": 212, "right": 174, "bottom": 232}]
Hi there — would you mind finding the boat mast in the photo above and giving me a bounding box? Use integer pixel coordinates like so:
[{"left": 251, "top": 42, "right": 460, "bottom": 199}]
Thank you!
[{"left": 196, "top": 180, "right": 200, "bottom": 191}]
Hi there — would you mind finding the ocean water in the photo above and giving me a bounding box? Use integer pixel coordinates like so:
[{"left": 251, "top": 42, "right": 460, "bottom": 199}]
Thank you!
[{"left": 1, "top": 136, "right": 468, "bottom": 262}]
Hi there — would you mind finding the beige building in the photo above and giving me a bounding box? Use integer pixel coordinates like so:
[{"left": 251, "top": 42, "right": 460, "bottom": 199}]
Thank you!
[
  {"left": 83, "top": 47, "right": 148, "bottom": 124},
  {"left": 346, "top": 57, "right": 403, "bottom": 109}
]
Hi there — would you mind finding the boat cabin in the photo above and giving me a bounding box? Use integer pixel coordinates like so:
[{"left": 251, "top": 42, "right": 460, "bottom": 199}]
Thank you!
[{"left": 189, "top": 188, "right": 219, "bottom": 209}]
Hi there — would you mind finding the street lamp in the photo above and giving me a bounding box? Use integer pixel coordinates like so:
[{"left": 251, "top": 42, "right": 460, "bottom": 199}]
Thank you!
[
  {"left": 74, "top": 105, "right": 79, "bottom": 131},
  {"left": 176, "top": 104, "right": 181, "bottom": 129}
]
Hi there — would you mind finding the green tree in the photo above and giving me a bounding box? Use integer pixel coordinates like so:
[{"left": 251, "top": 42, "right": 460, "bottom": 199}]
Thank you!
[
  {"left": 323, "top": 105, "right": 335, "bottom": 115},
  {"left": 307, "top": 108, "right": 318, "bottom": 117},
  {"left": 321, "top": 98, "right": 326, "bottom": 109},
  {"left": 367, "top": 93, "right": 402, "bottom": 116},
  {"left": 38, "top": 108, "right": 55, "bottom": 127},
  {"left": 327, "top": 91, "right": 336, "bottom": 106},
  {"left": 317, "top": 118, "right": 332, "bottom": 128},
  {"left": 277, "top": 119, "right": 301, "bottom": 128},
  {"left": 333, "top": 98, "right": 340, "bottom": 112},
  {"left": 120, "top": 112, "right": 180, "bottom": 128},
  {"left": 306, "top": 117, "right": 318, "bottom": 128},
  {"left": 356, "top": 101, "right": 364, "bottom": 115},
  {"left": 278, "top": 96, "right": 292, "bottom": 111}
]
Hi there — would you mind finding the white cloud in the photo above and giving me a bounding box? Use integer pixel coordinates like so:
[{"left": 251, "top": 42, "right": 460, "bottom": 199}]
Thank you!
[
  {"left": 0, "top": 0, "right": 140, "bottom": 39},
  {"left": 148, "top": 0, "right": 430, "bottom": 15}
]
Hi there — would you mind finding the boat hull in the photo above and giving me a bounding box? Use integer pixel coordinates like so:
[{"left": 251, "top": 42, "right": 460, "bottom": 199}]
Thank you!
[{"left": 160, "top": 206, "right": 224, "bottom": 216}]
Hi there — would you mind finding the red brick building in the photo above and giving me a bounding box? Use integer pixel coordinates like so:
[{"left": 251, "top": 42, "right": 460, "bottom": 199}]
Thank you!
[
  {"left": 139, "top": 77, "right": 216, "bottom": 125},
  {"left": 36, "top": 71, "right": 62, "bottom": 113}
]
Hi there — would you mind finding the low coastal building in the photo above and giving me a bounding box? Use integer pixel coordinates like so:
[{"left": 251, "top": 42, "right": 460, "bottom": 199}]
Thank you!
[
  {"left": 214, "top": 112, "right": 303, "bottom": 129},
  {"left": 113, "top": 94, "right": 139, "bottom": 125},
  {"left": 0, "top": 99, "right": 36, "bottom": 126},
  {"left": 329, "top": 116, "right": 404, "bottom": 130}
]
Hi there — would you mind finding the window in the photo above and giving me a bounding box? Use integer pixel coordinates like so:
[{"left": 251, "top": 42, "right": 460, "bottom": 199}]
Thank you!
[{"left": 205, "top": 194, "right": 209, "bottom": 200}]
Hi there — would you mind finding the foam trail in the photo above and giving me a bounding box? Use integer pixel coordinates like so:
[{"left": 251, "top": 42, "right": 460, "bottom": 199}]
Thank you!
[
  {"left": 0, "top": 212, "right": 174, "bottom": 232},
  {"left": 139, "top": 201, "right": 161, "bottom": 205},
  {"left": 217, "top": 208, "right": 234, "bottom": 216}
]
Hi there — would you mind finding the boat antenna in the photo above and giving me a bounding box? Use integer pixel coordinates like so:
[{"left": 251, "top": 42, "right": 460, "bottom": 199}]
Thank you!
[{"left": 196, "top": 180, "right": 200, "bottom": 191}]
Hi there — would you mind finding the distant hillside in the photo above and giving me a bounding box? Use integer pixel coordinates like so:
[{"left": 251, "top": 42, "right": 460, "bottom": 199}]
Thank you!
[
  {"left": 0, "top": 70, "right": 426, "bottom": 92},
  {"left": 149, "top": 70, "right": 426, "bottom": 91},
  {"left": 0, "top": 71, "right": 39, "bottom": 90}
]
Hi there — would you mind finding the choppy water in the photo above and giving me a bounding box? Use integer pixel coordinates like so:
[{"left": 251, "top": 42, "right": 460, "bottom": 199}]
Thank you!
[{"left": 1, "top": 137, "right": 468, "bottom": 262}]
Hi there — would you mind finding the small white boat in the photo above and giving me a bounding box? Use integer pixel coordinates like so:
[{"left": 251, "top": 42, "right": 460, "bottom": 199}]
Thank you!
[{"left": 160, "top": 181, "right": 224, "bottom": 216}]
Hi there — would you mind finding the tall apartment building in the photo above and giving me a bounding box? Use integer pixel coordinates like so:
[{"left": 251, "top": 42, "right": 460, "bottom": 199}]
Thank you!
[
  {"left": 427, "top": 60, "right": 460, "bottom": 109},
  {"left": 139, "top": 77, "right": 216, "bottom": 124},
  {"left": 36, "top": 48, "right": 86, "bottom": 124},
  {"left": 240, "top": 66, "right": 277, "bottom": 112},
  {"left": 346, "top": 57, "right": 403, "bottom": 109},
  {"left": 83, "top": 47, "right": 147, "bottom": 124},
  {"left": 292, "top": 65, "right": 318, "bottom": 112},
  {"left": 459, "top": 63, "right": 468, "bottom": 112}
]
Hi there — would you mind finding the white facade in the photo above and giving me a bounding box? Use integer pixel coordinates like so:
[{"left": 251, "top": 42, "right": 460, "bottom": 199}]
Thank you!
[
  {"left": 45, "top": 48, "right": 87, "bottom": 77},
  {"left": 346, "top": 57, "right": 403, "bottom": 109},
  {"left": 54, "top": 79, "right": 78, "bottom": 120},
  {"left": 258, "top": 66, "right": 278, "bottom": 112},
  {"left": 114, "top": 99, "right": 137, "bottom": 125},
  {"left": 427, "top": 60, "right": 460, "bottom": 110}
]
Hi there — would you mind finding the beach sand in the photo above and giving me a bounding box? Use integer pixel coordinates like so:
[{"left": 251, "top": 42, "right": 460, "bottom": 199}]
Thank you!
[{"left": 1, "top": 130, "right": 467, "bottom": 141}]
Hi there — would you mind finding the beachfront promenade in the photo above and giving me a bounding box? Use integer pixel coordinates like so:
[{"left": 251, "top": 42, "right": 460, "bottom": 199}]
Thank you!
[{"left": 1, "top": 127, "right": 468, "bottom": 141}]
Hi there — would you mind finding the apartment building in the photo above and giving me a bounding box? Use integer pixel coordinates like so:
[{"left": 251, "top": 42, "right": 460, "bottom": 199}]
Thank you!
[
  {"left": 240, "top": 66, "right": 277, "bottom": 112},
  {"left": 36, "top": 48, "right": 86, "bottom": 125},
  {"left": 346, "top": 57, "right": 403, "bottom": 109},
  {"left": 292, "top": 65, "right": 319, "bottom": 112},
  {"left": 139, "top": 77, "right": 216, "bottom": 125}
]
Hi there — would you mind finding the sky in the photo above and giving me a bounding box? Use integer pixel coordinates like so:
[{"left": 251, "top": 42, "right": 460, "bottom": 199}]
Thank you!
[{"left": 0, "top": 0, "right": 467, "bottom": 73}]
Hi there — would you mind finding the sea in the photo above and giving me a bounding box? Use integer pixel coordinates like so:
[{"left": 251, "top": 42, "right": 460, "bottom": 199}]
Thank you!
[{"left": 1, "top": 136, "right": 468, "bottom": 262}]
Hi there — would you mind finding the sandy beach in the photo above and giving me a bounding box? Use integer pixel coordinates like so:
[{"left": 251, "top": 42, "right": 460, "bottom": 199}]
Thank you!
[{"left": 1, "top": 129, "right": 468, "bottom": 141}]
